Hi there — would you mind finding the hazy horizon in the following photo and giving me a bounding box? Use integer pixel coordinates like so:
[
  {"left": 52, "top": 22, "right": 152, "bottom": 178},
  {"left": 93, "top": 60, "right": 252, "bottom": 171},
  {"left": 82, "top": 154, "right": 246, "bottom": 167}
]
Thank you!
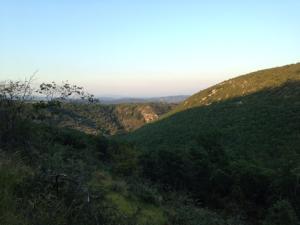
[{"left": 1, "top": 0, "right": 300, "bottom": 97}]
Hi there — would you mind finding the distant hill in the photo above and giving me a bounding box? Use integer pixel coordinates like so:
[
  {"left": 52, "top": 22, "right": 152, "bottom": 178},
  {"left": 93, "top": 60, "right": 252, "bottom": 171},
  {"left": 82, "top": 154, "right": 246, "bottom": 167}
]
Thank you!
[{"left": 98, "top": 95, "right": 189, "bottom": 104}]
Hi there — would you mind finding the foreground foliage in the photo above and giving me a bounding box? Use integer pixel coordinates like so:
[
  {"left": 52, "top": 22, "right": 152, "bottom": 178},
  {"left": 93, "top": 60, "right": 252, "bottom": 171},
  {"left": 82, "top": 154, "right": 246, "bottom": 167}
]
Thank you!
[{"left": 0, "top": 79, "right": 243, "bottom": 225}]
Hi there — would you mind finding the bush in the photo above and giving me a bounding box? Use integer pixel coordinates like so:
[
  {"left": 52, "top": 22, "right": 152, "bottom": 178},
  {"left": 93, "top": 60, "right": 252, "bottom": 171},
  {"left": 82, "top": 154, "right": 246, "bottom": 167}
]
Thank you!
[
  {"left": 110, "top": 180, "right": 128, "bottom": 194},
  {"left": 263, "top": 199, "right": 299, "bottom": 225},
  {"left": 106, "top": 142, "right": 140, "bottom": 176},
  {"left": 166, "top": 204, "right": 246, "bottom": 225},
  {"left": 128, "top": 180, "right": 162, "bottom": 205},
  {"left": 0, "top": 154, "right": 31, "bottom": 225}
]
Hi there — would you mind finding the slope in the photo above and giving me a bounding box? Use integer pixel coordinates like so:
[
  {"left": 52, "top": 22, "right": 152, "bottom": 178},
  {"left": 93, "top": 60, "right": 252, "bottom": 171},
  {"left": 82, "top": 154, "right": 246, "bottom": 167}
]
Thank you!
[
  {"left": 125, "top": 63, "right": 300, "bottom": 155},
  {"left": 172, "top": 62, "right": 300, "bottom": 114},
  {"left": 42, "top": 102, "right": 176, "bottom": 135},
  {"left": 122, "top": 63, "right": 300, "bottom": 222}
]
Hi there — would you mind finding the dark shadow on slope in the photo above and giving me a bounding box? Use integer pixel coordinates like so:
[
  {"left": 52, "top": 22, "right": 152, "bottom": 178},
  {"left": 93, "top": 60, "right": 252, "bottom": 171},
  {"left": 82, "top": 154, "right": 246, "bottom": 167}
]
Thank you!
[
  {"left": 125, "top": 80, "right": 300, "bottom": 157},
  {"left": 121, "top": 80, "right": 300, "bottom": 219}
]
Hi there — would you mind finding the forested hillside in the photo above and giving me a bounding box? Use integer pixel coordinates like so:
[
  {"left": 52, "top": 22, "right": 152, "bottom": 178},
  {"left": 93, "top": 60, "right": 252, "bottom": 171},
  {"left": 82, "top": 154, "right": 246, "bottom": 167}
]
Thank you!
[
  {"left": 46, "top": 102, "right": 175, "bottom": 135},
  {"left": 123, "top": 63, "right": 300, "bottom": 224}
]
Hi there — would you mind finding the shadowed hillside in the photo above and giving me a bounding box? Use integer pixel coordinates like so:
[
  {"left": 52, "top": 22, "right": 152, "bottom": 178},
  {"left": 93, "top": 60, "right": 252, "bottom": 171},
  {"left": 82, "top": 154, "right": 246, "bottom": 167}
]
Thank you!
[
  {"left": 125, "top": 80, "right": 300, "bottom": 157},
  {"left": 122, "top": 64, "right": 300, "bottom": 223},
  {"left": 126, "top": 63, "right": 300, "bottom": 154}
]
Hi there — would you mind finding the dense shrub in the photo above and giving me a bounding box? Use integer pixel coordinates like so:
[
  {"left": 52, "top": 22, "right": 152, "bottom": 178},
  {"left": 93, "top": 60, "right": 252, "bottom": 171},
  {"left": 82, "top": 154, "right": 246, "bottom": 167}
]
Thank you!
[
  {"left": 104, "top": 142, "right": 140, "bottom": 176},
  {"left": 263, "top": 200, "right": 299, "bottom": 225}
]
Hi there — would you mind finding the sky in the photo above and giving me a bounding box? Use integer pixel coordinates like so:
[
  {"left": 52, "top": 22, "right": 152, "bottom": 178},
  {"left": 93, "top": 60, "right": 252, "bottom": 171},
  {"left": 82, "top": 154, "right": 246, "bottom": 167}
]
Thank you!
[{"left": 1, "top": 0, "right": 300, "bottom": 97}]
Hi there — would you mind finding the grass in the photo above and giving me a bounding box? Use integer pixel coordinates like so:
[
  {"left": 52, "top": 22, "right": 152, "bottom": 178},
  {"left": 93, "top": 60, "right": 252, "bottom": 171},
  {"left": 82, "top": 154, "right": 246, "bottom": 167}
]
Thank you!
[
  {"left": 107, "top": 193, "right": 166, "bottom": 225},
  {"left": 0, "top": 153, "right": 31, "bottom": 225},
  {"left": 88, "top": 168, "right": 167, "bottom": 225}
]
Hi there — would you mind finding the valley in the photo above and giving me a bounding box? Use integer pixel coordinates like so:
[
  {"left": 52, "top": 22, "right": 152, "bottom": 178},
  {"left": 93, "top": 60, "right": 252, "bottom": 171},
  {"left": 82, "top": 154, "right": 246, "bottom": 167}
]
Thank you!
[
  {"left": 1, "top": 63, "right": 300, "bottom": 225},
  {"left": 48, "top": 102, "right": 176, "bottom": 135}
]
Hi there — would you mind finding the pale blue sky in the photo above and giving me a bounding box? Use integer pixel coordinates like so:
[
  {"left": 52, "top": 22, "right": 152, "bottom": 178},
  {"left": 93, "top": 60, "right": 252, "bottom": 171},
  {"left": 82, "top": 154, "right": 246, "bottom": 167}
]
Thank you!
[{"left": 1, "top": 0, "right": 299, "bottom": 97}]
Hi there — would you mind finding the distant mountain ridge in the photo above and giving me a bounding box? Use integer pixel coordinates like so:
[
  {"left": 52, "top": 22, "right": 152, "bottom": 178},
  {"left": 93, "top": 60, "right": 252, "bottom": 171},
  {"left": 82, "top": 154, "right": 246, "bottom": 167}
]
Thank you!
[{"left": 98, "top": 95, "right": 189, "bottom": 104}]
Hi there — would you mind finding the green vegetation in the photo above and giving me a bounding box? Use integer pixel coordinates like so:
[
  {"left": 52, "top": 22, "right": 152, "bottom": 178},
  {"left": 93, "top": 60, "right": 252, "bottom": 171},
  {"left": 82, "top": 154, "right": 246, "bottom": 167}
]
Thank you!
[
  {"left": 0, "top": 79, "right": 238, "bottom": 225},
  {"left": 172, "top": 62, "right": 300, "bottom": 114},
  {"left": 46, "top": 102, "right": 175, "bottom": 135},
  {"left": 1, "top": 63, "right": 300, "bottom": 224},
  {"left": 123, "top": 63, "right": 300, "bottom": 224}
]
